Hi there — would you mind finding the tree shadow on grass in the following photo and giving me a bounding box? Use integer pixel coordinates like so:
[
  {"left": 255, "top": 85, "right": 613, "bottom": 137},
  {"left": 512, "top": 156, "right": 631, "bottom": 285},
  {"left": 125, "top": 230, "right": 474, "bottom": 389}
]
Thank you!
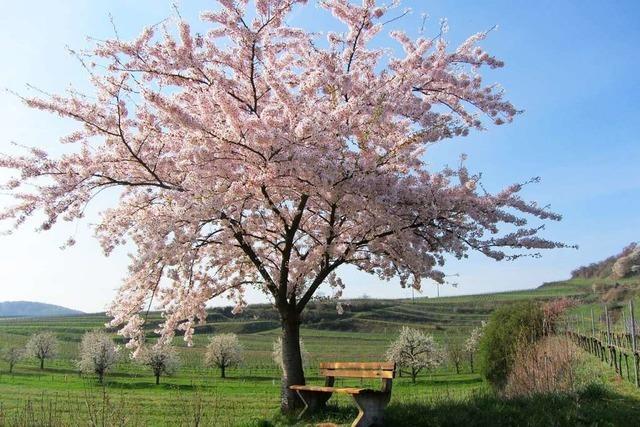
[
  {"left": 384, "top": 384, "right": 640, "bottom": 427},
  {"left": 266, "top": 384, "right": 640, "bottom": 427},
  {"left": 104, "top": 381, "right": 202, "bottom": 392}
]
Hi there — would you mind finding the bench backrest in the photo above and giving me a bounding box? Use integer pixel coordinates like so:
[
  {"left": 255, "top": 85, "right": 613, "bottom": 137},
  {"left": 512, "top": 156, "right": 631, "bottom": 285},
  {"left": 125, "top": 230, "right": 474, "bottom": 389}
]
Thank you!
[{"left": 319, "top": 362, "right": 396, "bottom": 379}]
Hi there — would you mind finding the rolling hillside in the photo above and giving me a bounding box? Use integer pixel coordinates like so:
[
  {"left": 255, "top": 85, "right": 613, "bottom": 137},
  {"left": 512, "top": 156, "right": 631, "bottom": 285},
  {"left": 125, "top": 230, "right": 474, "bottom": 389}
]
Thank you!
[
  {"left": 0, "top": 277, "right": 604, "bottom": 348},
  {"left": 0, "top": 301, "right": 83, "bottom": 318},
  {"left": 1, "top": 243, "right": 638, "bottom": 349}
]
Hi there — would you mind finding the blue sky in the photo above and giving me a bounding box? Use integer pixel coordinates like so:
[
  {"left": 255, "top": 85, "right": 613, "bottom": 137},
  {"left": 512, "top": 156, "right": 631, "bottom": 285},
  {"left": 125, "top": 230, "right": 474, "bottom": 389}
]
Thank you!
[{"left": 0, "top": 1, "right": 638, "bottom": 312}]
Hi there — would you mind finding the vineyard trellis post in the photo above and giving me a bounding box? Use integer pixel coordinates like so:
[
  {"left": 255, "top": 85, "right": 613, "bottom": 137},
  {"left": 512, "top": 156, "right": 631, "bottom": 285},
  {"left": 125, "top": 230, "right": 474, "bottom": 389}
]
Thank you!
[
  {"left": 631, "top": 299, "right": 639, "bottom": 387},
  {"left": 569, "top": 303, "right": 639, "bottom": 387},
  {"left": 605, "top": 304, "right": 614, "bottom": 368},
  {"left": 591, "top": 308, "right": 598, "bottom": 357},
  {"left": 622, "top": 309, "right": 628, "bottom": 346}
]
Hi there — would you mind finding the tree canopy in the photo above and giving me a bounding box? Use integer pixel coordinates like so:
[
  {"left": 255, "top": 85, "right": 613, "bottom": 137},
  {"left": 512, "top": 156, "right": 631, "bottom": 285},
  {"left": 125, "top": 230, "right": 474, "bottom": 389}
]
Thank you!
[{"left": 0, "top": 0, "right": 565, "bottom": 355}]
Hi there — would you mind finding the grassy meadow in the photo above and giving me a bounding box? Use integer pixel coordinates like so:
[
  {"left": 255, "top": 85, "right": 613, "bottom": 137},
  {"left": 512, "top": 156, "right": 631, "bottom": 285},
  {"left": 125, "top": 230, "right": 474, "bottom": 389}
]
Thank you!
[{"left": 2, "top": 277, "right": 640, "bottom": 426}]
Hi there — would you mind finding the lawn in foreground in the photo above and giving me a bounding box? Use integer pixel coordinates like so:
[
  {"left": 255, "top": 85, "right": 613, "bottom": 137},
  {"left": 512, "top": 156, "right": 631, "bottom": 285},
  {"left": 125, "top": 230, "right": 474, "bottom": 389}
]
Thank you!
[
  {"left": 0, "top": 365, "right": 483, "bottom": 426},
  {"left": 2, "top": 344, "right": 640, "bottom": 426},
  {"left": 0, "top": 326, "right": 481, "bottom": 426}
]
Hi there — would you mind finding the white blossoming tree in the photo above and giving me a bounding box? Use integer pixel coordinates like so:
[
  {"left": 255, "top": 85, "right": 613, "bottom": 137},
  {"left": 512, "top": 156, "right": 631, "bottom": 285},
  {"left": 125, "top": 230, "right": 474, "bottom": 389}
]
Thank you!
[
  {"left": 2, "top": 347, "right": 24, "bottom": 373},
  {"left": 25, "top": 332, "right": 58, "bottom": 370},
  {"left": 465, "top": 322, "right": 486, "bottom": 373},
  {"left": 141, "top": 345, "right": 179, "bottom": 385},
  {"left": 78, "top": 331, "right": 120, "bottom": 384},
  {"left": 205, "top": 333, "right": 243, "bottom": 378},
  {"left": 386, "top": 326, "right": 441, "bottom": 383}
]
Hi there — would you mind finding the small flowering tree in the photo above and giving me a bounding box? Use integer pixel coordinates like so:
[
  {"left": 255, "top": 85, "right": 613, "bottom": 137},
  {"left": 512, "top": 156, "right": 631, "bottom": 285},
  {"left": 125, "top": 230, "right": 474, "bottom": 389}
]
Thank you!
[
  {"left": 78, "top": 331, "right": 120, "bottom": 384},
  {"left": 386, "top": 327, "right": 441, "bottom": 383},
  {"left": 205, "top": 333, "right": 243, "bottom": 378},
  {"left": 1, "top": 0, "right": 566, "bottom": 411},
  {"left": 141, "top": 345, "right": 179, "bottom": 385},
  {"left": 25, "top": 332, "right": 58, "bottom": 370},
  {"left": 2, "top": 347, "right": 24, "bottom": 373},
  {"left": 465, "top": 321, "right": 486, "bottom": 373}
]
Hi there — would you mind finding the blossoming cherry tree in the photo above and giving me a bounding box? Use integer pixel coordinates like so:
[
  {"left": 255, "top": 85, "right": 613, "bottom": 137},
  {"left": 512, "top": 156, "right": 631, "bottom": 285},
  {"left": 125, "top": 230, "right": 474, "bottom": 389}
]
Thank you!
[{"left": 1, "top": 0, "right": 566, "bottom": 411}]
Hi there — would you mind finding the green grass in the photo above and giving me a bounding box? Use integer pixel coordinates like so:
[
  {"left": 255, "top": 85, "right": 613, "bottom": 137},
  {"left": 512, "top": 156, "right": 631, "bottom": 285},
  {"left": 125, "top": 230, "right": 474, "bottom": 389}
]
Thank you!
[
  {"left": 2, "top": 276, "right": 640, "bottom": 425},
  {"left": 1, "top": 350, "right": 638, "bottom": 426},
  {"left": 0, "top": 331, "right": 486, "bottom": 426}
]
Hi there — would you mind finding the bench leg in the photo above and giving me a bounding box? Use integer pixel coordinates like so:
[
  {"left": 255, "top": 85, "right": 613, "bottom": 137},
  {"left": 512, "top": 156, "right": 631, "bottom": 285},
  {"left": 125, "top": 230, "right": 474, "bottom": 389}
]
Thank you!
[
  {"left": 351, "top": 391, "right": 391, "bottom": 427},
  {"left": 295, "top": 390, "right": 333, "bottom": 419}
]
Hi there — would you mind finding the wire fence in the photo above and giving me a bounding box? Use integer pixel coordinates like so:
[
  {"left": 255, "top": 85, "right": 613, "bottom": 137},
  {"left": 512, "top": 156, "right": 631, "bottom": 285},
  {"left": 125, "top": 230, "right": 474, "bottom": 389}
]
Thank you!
[{"left": 565, "top": 300, "right": 640, "bottom": 387}]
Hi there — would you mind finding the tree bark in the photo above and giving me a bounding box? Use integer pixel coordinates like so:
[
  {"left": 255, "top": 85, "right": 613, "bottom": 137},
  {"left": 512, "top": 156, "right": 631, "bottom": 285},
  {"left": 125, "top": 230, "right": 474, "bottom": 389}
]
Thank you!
[
  {"left": 155, "top": 373, "right": 160, "bottom": 385},
  {"left": 280, "top": 308, "right": 305, "bottom": 413},
  {"left": 470, "top": 354, "right": 474, "bottom": 373},
  {"left": 40, "top": 358, "right": 44, "bottom": 370},
  {"left": 221, "top": 365, "right": 226, "bottom": 379}
]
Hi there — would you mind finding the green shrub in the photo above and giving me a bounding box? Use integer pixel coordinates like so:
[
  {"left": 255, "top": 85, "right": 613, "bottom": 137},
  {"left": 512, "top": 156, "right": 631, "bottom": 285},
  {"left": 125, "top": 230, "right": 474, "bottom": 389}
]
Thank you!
[{"left": 479, "top": 301, "right": 544, "bottom": 389}]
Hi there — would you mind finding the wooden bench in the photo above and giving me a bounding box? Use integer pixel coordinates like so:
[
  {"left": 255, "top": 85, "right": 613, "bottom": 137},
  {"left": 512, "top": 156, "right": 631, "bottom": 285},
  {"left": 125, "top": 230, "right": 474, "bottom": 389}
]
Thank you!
[{"left": 290, "top": 362, "right": 396, "bottom": 427}]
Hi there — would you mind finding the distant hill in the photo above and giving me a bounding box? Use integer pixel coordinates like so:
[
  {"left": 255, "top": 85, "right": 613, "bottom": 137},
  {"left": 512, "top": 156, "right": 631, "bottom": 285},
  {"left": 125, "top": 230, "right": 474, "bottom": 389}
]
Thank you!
[
  {"left": 0, "top": 301, "right": 83, "bottom": 318},
  {"left": 570, "top": 242, "right": 640, "bottom": 280}
]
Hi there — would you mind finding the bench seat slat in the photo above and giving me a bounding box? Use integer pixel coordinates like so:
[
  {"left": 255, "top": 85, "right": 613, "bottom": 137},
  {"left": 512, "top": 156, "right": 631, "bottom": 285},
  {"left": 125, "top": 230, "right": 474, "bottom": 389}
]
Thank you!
[
  {"left": 290, "top": 385, "right": 366, "bottom": 394},
  {"left": 320, "top": 368, "right": 395, "bottom": 379},
  {"left": 319, "top": 362, "right": 395, "bottom": 370}
]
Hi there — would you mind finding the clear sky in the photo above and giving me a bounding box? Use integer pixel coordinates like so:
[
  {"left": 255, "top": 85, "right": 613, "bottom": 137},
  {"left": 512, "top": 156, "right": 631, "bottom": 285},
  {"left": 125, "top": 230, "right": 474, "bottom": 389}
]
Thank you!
[{"left": 0, "top": 1, "right": 639, "bottom": 313}]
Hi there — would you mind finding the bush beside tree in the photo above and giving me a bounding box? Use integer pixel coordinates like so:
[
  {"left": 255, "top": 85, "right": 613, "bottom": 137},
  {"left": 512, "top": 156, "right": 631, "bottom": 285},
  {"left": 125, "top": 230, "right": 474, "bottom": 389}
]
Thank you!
[{"left": 478, "top": 302, "right": 544, "bottom": 389}]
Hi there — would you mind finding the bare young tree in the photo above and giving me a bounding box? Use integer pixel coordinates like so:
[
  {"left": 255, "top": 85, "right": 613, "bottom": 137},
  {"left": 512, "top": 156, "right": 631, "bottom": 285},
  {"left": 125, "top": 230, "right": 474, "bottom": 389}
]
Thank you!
[
  {"left": 386, "top": 327, "right": 441, "bottom": 383},
  {"left": 445, "top": 338, "right": 465, "bottom": 374},
  {"left": 140, "top": 345, "right": 179, "bottom": 385},
  {"left": 2, "top": 347, "right": 23, "bottom": 373},
  {"left": 25, "top": 332, "right": 58, "bottom": 370},
  {"left": 78, "top": 331, "right": 119, "bottom": 384},
  {"left": 273, "top": 336, "right": 310, "bottom": 371},
  {"left": 205, "top": 334, "right": 243, "bottom": 378}
]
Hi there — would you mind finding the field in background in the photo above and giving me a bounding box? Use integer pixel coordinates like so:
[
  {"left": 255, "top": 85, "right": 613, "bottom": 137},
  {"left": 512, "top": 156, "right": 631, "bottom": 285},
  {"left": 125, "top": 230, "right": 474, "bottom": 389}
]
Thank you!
[{"left": 2, "top": 276, "right": 640, "bottom": 425}]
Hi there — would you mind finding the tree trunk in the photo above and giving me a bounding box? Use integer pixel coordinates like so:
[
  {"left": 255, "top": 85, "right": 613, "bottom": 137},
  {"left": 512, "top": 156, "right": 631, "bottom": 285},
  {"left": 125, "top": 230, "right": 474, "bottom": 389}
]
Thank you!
[
  {"left": 40, "top": 358, "right": 44, "bottom": 370},
  {"left": 221, "top": 365, "right": 226, "bottom": 379},
  {"left": 470, "top": 354, "right": 474, "bottom": 373},
  {"left": 155, "top": 373, "right": 160, "bottom": 385},
  {"left": 280, "top": 309, "right": 305, "bottom": 413},
  {"left": 455, "top": 362, "right": 460, "bottom": 375},
  {"left": 9, "top": 363, "right": 14, "bottom": 374},
  {"left": 411, "top": 367, "right": 417, "bottom": 383}
]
